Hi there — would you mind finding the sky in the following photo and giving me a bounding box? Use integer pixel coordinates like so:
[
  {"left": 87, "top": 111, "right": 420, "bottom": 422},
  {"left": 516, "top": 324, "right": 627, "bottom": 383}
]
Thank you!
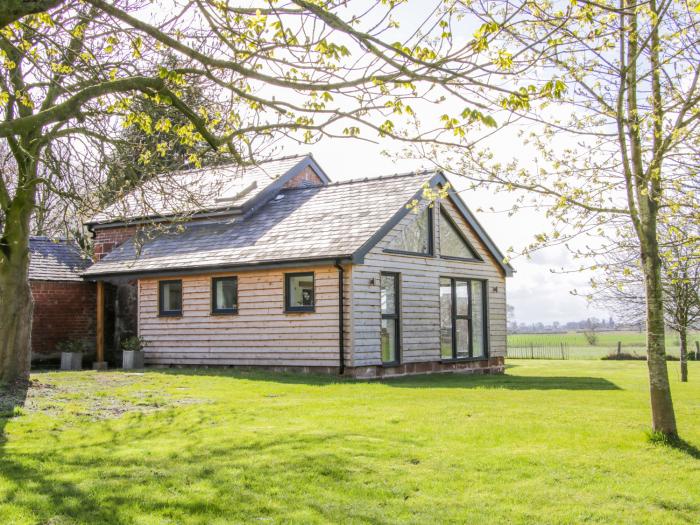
[
  {"left": 263, "top": 1, "right": 621, "bottom": 325},
  {"left": 304, "top": 138, "right": 611, "bottom": 325},
  {"left": 149, "top": 0, "right": 615, "bottom": 324},
  {"left": 269, "top": 1, "right": 614, "bottom": 325}
]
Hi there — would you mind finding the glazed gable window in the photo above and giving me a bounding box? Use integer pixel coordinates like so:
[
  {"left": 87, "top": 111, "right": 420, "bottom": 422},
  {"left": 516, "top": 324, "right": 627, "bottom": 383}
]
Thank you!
[
  {"left": 285, "top": 272, "right": 315, "bottom": 312},
  {"left": 386, "top": 206, "right": 433, "bottom": 256},
  {"left": 212, "top": 277, "right": 238, "bottom": 314},
  {"left": 439, "top": 209, "right": 480, "bottom": 261},
  {"left": 159, "top": 280, "right": 182, "bottom": 316}
]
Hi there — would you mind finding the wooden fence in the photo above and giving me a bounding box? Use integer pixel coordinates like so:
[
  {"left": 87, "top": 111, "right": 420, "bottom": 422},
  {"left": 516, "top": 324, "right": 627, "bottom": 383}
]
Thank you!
[{"left": 507, "top": 343, "right": 570, "bottom": 360}]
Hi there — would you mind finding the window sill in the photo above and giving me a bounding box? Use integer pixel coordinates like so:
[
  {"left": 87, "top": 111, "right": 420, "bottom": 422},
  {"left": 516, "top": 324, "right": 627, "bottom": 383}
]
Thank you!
[
  {"left": 285, "top": 308, "right": 315, "bottom": 314},
  {"left": 211, "top": 309, "right": 238, "bottom": 316},
  {"left": 383, "top": 249, "right": 434, "bottom": 258},
  {"left": 439, "top": 255, "right": 484, "bottom": 263},
  {"left": 158, "top": 312, "right": 183, "bottom": 318},
  {"left": 440, "top": 356, "right": 488, "bottom": 364}
]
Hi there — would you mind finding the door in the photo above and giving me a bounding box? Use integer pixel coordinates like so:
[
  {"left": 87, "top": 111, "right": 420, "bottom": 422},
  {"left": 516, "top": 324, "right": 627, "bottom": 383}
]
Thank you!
[{"left": 440, "top": 277, "right": 487, "bottom": 360}]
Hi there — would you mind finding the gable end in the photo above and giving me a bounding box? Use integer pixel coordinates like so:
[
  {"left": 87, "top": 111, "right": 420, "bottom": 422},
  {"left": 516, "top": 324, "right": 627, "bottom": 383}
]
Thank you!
[
  {"left": 351, "top": 172, "right": 513, "bottom": 277},
  {"left": 240, "top": 155, "right": 331, "bottom": 217}
]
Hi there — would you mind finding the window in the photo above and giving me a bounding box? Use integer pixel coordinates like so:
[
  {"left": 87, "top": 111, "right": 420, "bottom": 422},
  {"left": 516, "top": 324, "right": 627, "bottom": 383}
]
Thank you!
[
  {"left": 439, "top": 277, "right": 487, "bottom": 359},
  {"left": 439, "top": 209, "right": 480, "bottom": 260},
  {"left": 285, "top": 272, "right": 315, "bottom": 312},
  {"left": 386, "top": 206, "right": 433, "bottom": 256},
  {"left": 159, "top": 280, "right": 182, "bottom": 316},
  {"left": 380, "top": 273, "right": 400, "bottom": 364},
  {"left": 212, "top": 276, "right": 238, "bottom": 314}
]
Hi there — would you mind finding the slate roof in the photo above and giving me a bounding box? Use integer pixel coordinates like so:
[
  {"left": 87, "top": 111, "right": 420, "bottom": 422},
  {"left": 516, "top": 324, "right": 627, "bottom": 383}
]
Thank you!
[
  {"left": 83, "top": 171, "right": 433, "bottom": 277},
  {"left": 29, "top": 237, "right": 91, "bottom": 282},
  {"left": 89, "top": 154, "right": 326, "bottom": 225}
]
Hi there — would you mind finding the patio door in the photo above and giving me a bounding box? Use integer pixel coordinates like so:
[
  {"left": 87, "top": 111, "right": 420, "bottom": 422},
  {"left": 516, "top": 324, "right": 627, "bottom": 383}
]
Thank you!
[{"left": 440, "top": 277, "right": 487, "bottom": 360}]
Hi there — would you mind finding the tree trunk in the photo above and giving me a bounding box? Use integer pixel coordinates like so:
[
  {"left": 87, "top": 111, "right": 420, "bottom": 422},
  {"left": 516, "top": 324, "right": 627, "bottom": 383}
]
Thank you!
[
  {"left": 641, "top": 239, "right": 678, "bottom": 437},
  {"left": 0, "top": 254, "right": 33, "bottom": 384},
  {"left": 0, "top": 159, "right": 37, "bottom": 384},
  {"left": 625, "top": 0, "right": 677, "bottom": 437},
  {"left": 679, "top": 328, "right": 688, "bottom": 383}
]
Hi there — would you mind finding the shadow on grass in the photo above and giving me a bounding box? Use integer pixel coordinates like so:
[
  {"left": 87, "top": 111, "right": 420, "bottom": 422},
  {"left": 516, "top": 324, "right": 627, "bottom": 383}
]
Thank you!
[
  {"left": 1, "top": 379, "right": 137, "bottom": 523},
  {"left": 670, "top": 440, "right": 700, "bottom": 460},
  {"left": 378, "top": 374, "right": 621, "bottom": 390},
  {"left": 144, "top": 367, "right": 621, "bottom": 391},
  {"left": 0, "top": 410, "right": 397, "bottom": 524},
  {"left": 648, "top": 432, "right": 700, "bottom": 460},
  {"left": 0, "top": 378, "right": 28, "bottom": 441}
]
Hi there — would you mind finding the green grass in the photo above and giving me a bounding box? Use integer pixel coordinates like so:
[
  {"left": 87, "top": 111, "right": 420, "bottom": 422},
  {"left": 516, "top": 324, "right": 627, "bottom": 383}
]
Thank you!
[
  {"left": 508, "top": 330, "right": 700, "bottom": 359},
  {"left": 1, "top": 361, "right": 699, "bottom": 524}
]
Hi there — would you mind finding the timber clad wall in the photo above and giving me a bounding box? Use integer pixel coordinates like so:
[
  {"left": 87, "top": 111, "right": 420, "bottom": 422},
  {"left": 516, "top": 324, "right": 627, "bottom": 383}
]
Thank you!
[
  {"left": 350, "top": 197, "right": 507, "bottom": 367},
  {"left": 133, "top": 197, "right": 506, "bottom": 372},
  {"left": 138, "top": 264, "right": 351, "bottom": 367},
  {"left": 30, "top": 280, "right": 96, "bottom": 357}
]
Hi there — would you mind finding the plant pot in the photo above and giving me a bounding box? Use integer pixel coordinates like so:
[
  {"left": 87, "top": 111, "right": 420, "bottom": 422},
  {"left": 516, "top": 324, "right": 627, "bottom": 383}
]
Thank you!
[
  {"left": 60, "top": 352, "right": 83, "bottom": 371},
  {"left": 122, "top": 350, "right": 145, "bottom": 370}
]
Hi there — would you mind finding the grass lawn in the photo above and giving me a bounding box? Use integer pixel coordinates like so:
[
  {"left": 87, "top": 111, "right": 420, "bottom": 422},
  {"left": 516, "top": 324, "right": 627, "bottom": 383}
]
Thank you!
[
  {"left": 508, "top": 330, "right": 700, "bottom": 359},
  {"left": 1, "top": 361, "right": 699, "bottom": 524}
]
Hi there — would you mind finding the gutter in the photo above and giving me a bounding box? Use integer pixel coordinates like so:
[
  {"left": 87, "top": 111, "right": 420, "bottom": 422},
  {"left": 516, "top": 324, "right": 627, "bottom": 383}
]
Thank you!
[
  {"left": 334, "top": 259, "right": 345, "bottom": 375},
  {"left": 82, "top": 255, "right": 353, "bottom": 280}
]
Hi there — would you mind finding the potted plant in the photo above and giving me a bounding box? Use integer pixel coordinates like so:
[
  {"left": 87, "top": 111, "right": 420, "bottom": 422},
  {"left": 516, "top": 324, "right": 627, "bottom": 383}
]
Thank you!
[
  {"left": 57, "top": 339, "right": 85, "bottom": 371},
  {"left": 121, "top": 336, "right": 147, "bottom": 370}
]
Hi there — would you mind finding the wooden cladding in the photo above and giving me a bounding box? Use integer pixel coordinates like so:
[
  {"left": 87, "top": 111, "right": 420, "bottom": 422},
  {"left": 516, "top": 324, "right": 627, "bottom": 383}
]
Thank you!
[
  {"left": 139, "top": 265, "right": 351, "bottom": 367},
  {"left": 351, "top": 197, "right": 506, "bottom": 367}
]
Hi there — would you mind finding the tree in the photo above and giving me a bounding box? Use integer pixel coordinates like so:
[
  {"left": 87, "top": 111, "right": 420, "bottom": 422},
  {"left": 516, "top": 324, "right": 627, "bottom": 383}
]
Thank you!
[
  {"left": 99, "top": 53, "right": 227, "bottom": 207},
  {"left": 507, "top": 303, "right": 516, "bottom": 331},
  {"left": 420, "top": 0, "right": 700, "bottom": 438},
  {"left": 595, "top": 224, "right": 700, "bottom": 382},
  {"left": 582, "top": 319, "right": 598, "bottom": 346},
  {"left": 0, "top": 0, "right": 533, "bottom": 383},
  {"left": 663, "top": 232, "right": 700, "bottom": 383}
]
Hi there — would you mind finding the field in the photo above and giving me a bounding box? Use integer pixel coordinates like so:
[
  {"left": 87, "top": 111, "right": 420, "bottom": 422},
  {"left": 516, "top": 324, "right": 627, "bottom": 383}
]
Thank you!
[
  {"left": 508, "top": 330, "right": 700, "bottom": 359},
  {"left": 1, "top": 361, "right": 699, "bottom": 524}
]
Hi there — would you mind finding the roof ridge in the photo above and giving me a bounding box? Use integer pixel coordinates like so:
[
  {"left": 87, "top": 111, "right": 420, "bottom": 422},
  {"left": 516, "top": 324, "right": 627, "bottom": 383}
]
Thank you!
[
  {"left": 30, "top": 236, "right": 71, "bottom": 242},
  {"left": 279, "top": 169, "right": 437, "bottom": 192},
  {"left": 158, "top": 152, "right": 311, "bottom": 179}
]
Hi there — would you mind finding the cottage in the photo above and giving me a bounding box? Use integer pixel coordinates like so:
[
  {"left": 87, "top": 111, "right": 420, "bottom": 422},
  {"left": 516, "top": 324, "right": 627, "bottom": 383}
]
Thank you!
[
  {"left": 28, "top": 237, "right": 95, "bottom": 364},
  {"left": 83, "top": 154, "right": 513, "bottom": 377}
]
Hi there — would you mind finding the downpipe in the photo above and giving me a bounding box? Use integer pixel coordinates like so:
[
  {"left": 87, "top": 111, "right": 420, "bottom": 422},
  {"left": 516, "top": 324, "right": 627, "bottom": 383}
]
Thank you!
[{"left": 335, "top": 259, "right": 345, "bottom": 375}]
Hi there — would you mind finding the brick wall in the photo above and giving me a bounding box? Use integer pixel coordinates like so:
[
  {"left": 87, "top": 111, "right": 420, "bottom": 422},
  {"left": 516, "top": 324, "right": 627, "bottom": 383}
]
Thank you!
[
  {"left": 92, "top": 225, "right": 138, "bottom": 261},
  {"left": 30, "top": 280, "right": 96, "bottom": 357},
  {"left": 282, "top": 166, "right": 324, "bottom": 189}
]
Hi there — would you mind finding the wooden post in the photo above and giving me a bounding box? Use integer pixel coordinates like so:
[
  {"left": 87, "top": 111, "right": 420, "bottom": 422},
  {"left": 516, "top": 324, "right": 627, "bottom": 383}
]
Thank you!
[
  {"left": 695, "top": 340, "right": 699, "bottom": 361},
  {"left": 94, "top": 281, "right": 107, "bottom": 370},
  {"left": 617, "top": 341, "right": 622, "bottom": 357}
]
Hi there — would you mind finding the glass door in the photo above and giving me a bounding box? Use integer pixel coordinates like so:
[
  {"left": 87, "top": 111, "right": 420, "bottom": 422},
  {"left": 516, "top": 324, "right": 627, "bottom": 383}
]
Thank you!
[{"left": 440, "top": 277, "right": 487, "bottom": 359}]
